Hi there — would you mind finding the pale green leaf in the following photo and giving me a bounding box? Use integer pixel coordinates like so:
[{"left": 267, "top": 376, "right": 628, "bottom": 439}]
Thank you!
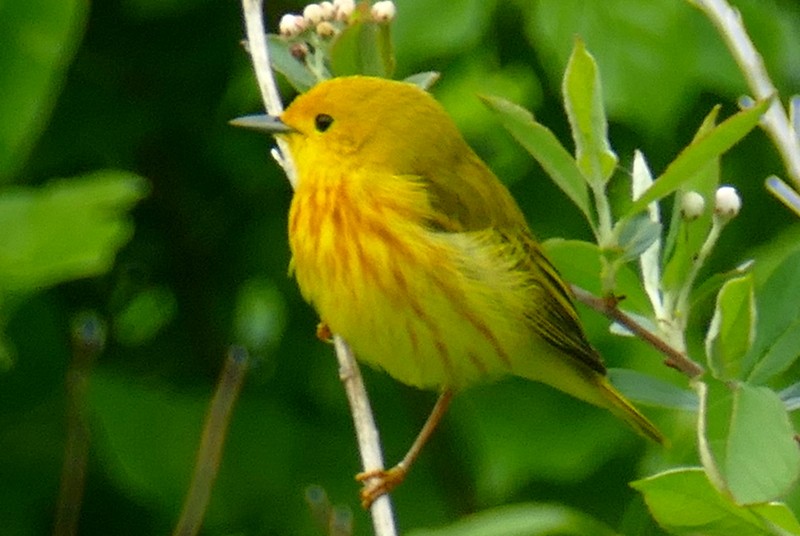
[
  {"left": 407, "top": 503, "right": 616, "bottom": 536},
  {"left": 562, "top": 38, "right": 617, "bottom": 185},
  {"left": 627, "top": 99, "right": 770, "bottom": 216},
  {"left": 698, "top": 380, "right": 800, "bottom": 505},
  {"left": 267, "top": 35, "right": 318, "bottom": 92},
  {"left": 330, "top": 13, "right": 394, "bottom": 78},
  {"left": 661, "top": 106, "right": 721, "bottom": 292},
  {"left": 633, "top": 467, "right": 800, "bottom": 535},
  {"left": 608, "top": 368, "right": 697, "bottom": 411},
  {"left": 706, "top": 275, "right": 756, "bottom": 381},
  {"left": 745, "top": 248, "right": 800, "bottom": 384},
  {"left": 613, "top": 214, "right": 662, "bottom": 264},
  {"left": 481, "top": 95, "right": 593, "bottom": 228}
]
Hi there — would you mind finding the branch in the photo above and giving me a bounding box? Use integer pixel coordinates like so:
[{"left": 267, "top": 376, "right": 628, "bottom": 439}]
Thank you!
[
  {"left": 238, "top": 2, "right": 397, "bottom": 533},
  {"left": 173, "top": 347, "right": 249, "bottom": 536},
  {"left": 693, "top": 0, "right": 800, "bottom": 190},
  {"left": 571, "top": 285, "right": 706, "bottom": 379}
]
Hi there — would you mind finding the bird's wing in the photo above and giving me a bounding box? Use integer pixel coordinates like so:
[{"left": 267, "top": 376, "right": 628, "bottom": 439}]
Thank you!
[{"left": 415, "top": 170, "right": 607, "bottom": 375}]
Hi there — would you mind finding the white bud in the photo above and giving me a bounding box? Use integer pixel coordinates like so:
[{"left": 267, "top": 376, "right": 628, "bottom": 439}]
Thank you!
[
  {"left": 303, "top": 4, "right": 325, "bottom": 25},
  {"left": 333, "top": 0, "right": 355, "bottom": 20},
  {"left": 371, "top": 1, "right": 396, "bottom": 23},
  {"left": 680, "top": 191, "right": 706, "bottom": 221},
  {"left": 319, "top": 1, "right": 335, "bottom": 20},
  {"left": 316, "top": 21, "right": 336, "bottom": 38},
  {"left": 714, "top": 185, "right": 742, "bottom": 218},
  {"left": 279, "top": 14, "right": 306, "bottom": 37}
]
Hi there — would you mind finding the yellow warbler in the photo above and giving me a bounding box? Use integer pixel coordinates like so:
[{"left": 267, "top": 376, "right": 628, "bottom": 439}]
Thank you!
[{"left": 246, "top": 75, "right": 663, "bottom": 501}]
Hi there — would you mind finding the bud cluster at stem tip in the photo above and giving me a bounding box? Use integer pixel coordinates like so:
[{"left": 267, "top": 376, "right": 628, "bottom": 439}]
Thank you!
[{"left": 279, "top": 1, "right": 396, "bottom": 39}]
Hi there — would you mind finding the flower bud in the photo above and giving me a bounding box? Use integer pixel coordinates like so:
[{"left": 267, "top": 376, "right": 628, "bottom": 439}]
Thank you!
[
  {"left": 303, "top": 4, "right": 325, "bottom": 25},
  {"left": 279, "top": 14, "right": 306, "bottom": 37},
  {"left": 680, "top": 191, "right": 705, "bottom": 221},
  {"left": 319, "top": 1, "right": 335, "bottom": 20},
  {"left": 371, "top": 1, "right": 396, "bottom": 23},
  {"left": 316, "top": 21, "right": 336, "bottom": 38},
  {"left": 290, "top": 42, "right": 310, "bottom": 62},
  {"left": 714, "top": 185, "right": 742, "bottom": 218},
  {"left": 333, "top": 0, "right": 355, "bottom": 21}
]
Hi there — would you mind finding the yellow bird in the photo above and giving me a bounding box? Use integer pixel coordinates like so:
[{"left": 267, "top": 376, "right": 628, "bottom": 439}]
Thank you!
[{"left": 242, "top": 75, "right": 663, "bottom": 505}]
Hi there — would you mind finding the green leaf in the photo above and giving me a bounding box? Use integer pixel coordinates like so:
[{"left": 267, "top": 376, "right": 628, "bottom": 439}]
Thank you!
[
  {"left": 0, "top": 170, "right": 148, "bottom": 293},
  {"left": 481, "top": 95, "right": 593, "bottom": 228},
  {"left": 407, "top": 503, "right": 617, "bottom": 536},
  {"left": 697, "top": 380, "right": 800, "bottom": 505},
  {"left": 744, "top": 248, "right": 800, "bottom": 384},
  {"left": 613, "top": 213, "right": 662, "bottom": 264},
  {"left": 114, "top": 287, "right": 177, "bottom": 346},
  {"left": 403, "top": 71, "right": 440, "bottom": 90},
  {"left": 627, "top": 99, "right": 770, "bottom": 216},
  {"left": 330, "top": 13, "right": 394, "bottom": 78},
  {"left": 562, "top": 38, "right": 617, "bottom": 185},
  {"left": 706, "top": 275, "right": 756, "bottom": 381},
  {"left": 607, "top": 368, "right": 697, "bottom": 411},
  {"left": 661, "top": 107, "right": 721, "bottom": 292},
  {"left": 633, "top": 468, "right": 800, "bottom": 535},
  {"left": 0, "top": 0, "right": 88, "bottom": 183},
  {"left": 266, "top": 35, "right": 318, "bottom": 92},
  {"left": 542, "top": 239, "right": 651, "bottom": 315}
]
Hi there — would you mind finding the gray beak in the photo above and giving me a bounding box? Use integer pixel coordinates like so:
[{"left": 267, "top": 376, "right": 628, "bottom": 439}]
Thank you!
[{"left": 229, "top": 114, "right": 294, "bottom": 134}]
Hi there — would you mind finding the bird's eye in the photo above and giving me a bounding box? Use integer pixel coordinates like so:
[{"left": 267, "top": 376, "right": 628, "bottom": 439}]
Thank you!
[{"left": 314, "top": 113, "right": 334, "bottom": 132}]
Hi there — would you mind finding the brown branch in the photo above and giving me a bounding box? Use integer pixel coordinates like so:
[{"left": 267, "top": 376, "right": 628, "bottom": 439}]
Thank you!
[
  {"left": 571, "top": 285, "right": 705, "bottom": 379},
  {"left": 53, "top": 313, "right": 105, "bottom": 536},
  {"left": 173, "top": 347, "right": 249, "bottom": 536}
]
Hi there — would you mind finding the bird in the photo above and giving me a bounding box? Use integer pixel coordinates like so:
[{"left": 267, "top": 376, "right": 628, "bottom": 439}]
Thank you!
[{"left": 236, "top": 75, "right": 664, "bottom": 506}]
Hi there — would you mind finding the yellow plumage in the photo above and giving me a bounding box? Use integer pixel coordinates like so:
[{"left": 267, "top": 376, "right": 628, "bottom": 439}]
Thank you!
[{"left": 277, "top": 76, "right": 663, "bottom": 444}]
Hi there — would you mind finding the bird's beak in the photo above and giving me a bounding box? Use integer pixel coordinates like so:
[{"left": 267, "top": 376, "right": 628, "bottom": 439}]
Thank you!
[{"left": 229, "top": 114, "right": 294, "bottom": 134}]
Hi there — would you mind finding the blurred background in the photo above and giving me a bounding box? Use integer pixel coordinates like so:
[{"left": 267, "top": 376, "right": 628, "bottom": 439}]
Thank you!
[{"left": 2, "top": 0, "right": 800, "bottom": 534}]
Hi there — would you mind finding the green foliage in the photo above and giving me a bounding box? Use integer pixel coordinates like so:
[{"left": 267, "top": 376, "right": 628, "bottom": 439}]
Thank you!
[
  {"left": 4, "top": 1, "right": 800, "bottom": 535},
  {"left": 407, "top": 503, "right": 617, "bottom": 536},
  {"left": 0, "top": 0, "right": 88, "bottom": 183},
  {"left": 0, "top": 172, "right": 147, "bottom": 294},
  {"left": 633, "top": 468, "right": 800, "bottom": 535}
]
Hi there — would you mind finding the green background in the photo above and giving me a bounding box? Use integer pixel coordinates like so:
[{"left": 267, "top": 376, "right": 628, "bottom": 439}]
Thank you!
[{"left": 2, "top": 0, "right": 800, "bottom": 534}]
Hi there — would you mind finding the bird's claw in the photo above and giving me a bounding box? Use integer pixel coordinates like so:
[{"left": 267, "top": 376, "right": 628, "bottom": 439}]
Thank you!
[
  {"left": 355, "top": 465, "right": 407, "bottom": 509},
  {"left": 316, "top": 321, "right": 333, "bottom": 343}
]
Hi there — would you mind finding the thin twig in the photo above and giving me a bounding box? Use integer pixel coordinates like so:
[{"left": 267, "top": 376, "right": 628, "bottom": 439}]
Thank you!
[
  {"left": 54, "top": 313, "right": 105, "bottom": 536},
  {"left": 241, "top": 0, "right": 297, "bottom": 187},
  {"left": 571, "top": 285, "right": 705, "bottom": 379},
  {"left": 173, "top": 347, "right": 249, "bottom": 536},
  {"left": 693, "top": 0, "right": 800, "bottom": 189},
  {"left": 238, "top": 2, "right": 398, "bottom": 534},
  {"left": 335, "top": 336, "right": 397, "bottom": 534}
]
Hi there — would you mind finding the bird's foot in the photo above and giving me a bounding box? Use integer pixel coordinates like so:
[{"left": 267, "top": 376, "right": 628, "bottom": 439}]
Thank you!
[
  {"left": 355, "top": 464, "right": 407, "bottom": 509},
  {"left": 316, "top": 321, "right": 333, "bottom": 343}
]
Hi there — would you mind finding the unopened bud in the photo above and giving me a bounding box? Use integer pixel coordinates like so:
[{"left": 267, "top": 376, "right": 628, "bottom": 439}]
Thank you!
[
  {"left": 303, "top": 4, "right": 325, "bottom": 25},
  {"left": 680, "top": 191, "right": 705, "bottom": 221},
  {"left": 319, "top": 1, "right": 335, "bottom": 20},
  {"left": 714, "top": 185, "right": 742, "bottom": 218},
  {"left": 279, "top": 14, "right": 306, "bottom": 37},
  {"left": 290, "top": 42, "right": 309, "bottom": 62},
  {"left": 316, "top": 21, "right": 336, "bottom": 38},
  {"left": 333, "top": 0, "right": 355, "bottom": 21},
  {"left": 371, "top": 1, "right": 396, "bottom": 23}
]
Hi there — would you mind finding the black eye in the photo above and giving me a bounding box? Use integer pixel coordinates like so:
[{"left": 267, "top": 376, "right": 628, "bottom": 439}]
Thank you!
[{"left": 314, "top": 113, "right": 334, "bottom": 132}]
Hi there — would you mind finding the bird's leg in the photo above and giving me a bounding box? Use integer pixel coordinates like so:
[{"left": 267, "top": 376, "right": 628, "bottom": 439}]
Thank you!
[
  {"left": 316, "top": 321, "right": 333, "bottom": 343},
  {"left": 356, "top": 389, "right": 454, "bottom": 509}
]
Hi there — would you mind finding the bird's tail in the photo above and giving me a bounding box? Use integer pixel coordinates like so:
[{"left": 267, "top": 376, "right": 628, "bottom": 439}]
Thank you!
[{"left": 597, "top": 377, "right": 666, "bottom": 445}]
